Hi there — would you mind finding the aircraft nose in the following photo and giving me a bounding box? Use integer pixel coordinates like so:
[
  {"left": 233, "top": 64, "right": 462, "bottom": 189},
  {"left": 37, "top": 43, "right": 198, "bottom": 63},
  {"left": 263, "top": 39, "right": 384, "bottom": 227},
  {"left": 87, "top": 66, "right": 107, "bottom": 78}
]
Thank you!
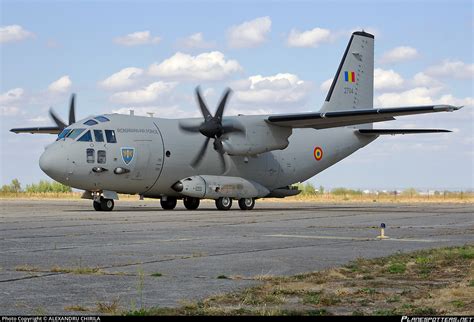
[{"left": 39, "top": 144, "right": 67, "bottom": 182}]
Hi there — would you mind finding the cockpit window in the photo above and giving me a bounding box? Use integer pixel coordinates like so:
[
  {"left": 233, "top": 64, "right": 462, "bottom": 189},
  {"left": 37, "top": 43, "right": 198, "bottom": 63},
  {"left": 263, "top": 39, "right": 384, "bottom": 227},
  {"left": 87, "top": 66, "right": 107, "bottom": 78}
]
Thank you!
[
  {"left": 95, "top": 116, "right": 110, "bottom": 123},
  {"left": 57, "top": 129, "right": 71, "bottom": 140},
  {"left": 77, "top": 130, "right": 93, "bottom": 142},
  {"left": 66, "top": 128, "right": 85, "bottom": 139},
  {"left": 94, "top": 130, "right": 104, "bottom": 142},
  {"left": 105, "top": 130, "right": 117, "bottom": 143},
  {"left": 84, "top": 119, "right": 98, "bottom": 126}
]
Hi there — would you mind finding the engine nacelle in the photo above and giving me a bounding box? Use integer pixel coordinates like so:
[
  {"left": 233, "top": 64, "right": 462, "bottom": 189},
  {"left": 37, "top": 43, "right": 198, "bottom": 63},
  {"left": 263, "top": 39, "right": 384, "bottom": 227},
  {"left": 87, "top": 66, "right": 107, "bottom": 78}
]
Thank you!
[
  {"left": 221, "top": 117, "right": 292, "bottom": 156},
  {"left": 172, "top": 175, "right": 270, "bottom": 199}
]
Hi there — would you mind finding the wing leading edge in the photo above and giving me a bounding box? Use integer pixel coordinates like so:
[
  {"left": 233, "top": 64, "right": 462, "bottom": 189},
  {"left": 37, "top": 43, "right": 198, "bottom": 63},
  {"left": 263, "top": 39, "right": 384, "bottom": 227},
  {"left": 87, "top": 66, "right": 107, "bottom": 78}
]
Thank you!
[
  {"left": 10, "top": 126, "right": 62, "bottom": 134},
  {"left": 266, "top": 105, "right": 461, "bottom": 129}
]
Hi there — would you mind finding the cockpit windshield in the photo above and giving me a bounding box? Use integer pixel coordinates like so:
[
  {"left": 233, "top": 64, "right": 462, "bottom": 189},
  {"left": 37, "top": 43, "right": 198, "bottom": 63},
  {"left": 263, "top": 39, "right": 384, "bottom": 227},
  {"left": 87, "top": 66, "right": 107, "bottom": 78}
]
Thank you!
[
  {"left": 94, "top": 116, "right": 110, "bottom": 122},
  {"left": 66, "top": 128, "right": 85, "bottom": 139},
  {"left": 57, "top": 129, "right": 71, "bottom": 140}
]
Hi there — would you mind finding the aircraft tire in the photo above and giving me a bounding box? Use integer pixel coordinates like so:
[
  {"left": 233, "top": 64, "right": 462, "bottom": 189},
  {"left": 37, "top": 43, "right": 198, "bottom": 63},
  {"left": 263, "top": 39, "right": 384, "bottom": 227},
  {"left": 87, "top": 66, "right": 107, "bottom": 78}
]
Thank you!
[
  {"left": 215, "top": 197, "right": 232, "bottom": 210},
  {"left": 161, "top": 197, "right": 177, "bottom": 210},
  {"left": 100, "top": 198, "right": 114, "bottom": 211},
  {"left": 93, "top": 201, "right": 102, "bottom": 211},
  {"left": 238, "top": 198, "right": 255, "bottom": 210},
  {"left": 183, "top": 197, "right": 200, "bottom": 210}
]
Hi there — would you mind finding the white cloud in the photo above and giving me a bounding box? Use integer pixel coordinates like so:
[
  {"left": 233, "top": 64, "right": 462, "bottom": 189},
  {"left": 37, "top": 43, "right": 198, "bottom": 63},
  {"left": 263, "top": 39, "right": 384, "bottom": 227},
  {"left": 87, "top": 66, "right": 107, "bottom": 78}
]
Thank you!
[
  {"left": 438, "top": 95, "right": 474, "bottom": 107},
  {"left": 227, "top": 16, "right": 271, "bottom": 48},
  {"left": 380, "top": 46, "right": 418, "bottom": 64},
  {"left": 99, "top": 67, "right": 144, "bottom": 90},
  {"left": 234, "top": 73, "right": 312, "bottom": 107},
  {"left": 148, "top": 51, "right": 242, "bottom": 81},
  {"left": 425, "top": 60, "right": 474, "bottom": 79},
  {"left": 0, "top": 25, "right": 34, "bottom": 43},
  {"left": 110, "top": 81, "right": 177, "bottom": 105},
  {"left": 320, "top": 78, "right": 333, "bottom": 93},
  {"left": 48, "top": 75, "right": 72, "bottom": 93},
  {"left": 286, "top": 27, "right": 331, "bottom": 48},
  {"left": 411, "top": 72, "right": 442, "bottom": 87},
  {"left": 374, "top": 68, "right": 404, "bottom": 90},
  {"left": 375, "top": 87, "right": 443, "bottom": 107},
  {"left": 0, "top": 88, "right": 24, "bottom": 116},
  {"left": 0, "top": 88, "right": 24, "bottom": 104},
  {"left": 114, "top": 30, "right": 161, "bottom": 46},
  {"left": 178, "top": 32, "right": 214, "bottom": 49}
]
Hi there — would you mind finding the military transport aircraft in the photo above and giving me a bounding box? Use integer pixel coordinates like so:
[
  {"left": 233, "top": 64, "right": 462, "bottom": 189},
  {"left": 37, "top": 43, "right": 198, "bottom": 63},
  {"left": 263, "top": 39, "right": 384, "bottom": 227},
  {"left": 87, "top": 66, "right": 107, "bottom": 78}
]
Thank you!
[{"left": 11, "top": 31, "right": 461, "bottom": 211}]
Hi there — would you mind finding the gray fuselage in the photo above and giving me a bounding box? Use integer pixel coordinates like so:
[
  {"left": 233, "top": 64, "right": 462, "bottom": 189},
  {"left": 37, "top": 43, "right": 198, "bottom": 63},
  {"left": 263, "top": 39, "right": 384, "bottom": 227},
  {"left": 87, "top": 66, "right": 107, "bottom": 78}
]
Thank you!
[{"left": 40, "top": 113, "right": 376, "bottom": 198}]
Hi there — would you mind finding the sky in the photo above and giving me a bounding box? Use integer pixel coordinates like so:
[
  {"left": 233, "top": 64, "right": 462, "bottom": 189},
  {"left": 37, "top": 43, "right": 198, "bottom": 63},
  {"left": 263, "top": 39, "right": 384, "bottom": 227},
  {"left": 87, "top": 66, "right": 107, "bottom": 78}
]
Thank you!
[{"left": 1, "top": 0, "right": 473, "bottom": 190}]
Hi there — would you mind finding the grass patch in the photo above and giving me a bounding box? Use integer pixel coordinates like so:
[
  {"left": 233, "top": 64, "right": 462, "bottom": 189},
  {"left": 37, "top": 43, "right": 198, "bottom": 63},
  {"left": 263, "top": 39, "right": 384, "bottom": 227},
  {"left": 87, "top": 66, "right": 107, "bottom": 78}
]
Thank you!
[
  {"left": 387, "top": 262, "right": 406, "bottom": 274},
  {"left": 151, "top": 272, "right": 162, "bottom": 277},
  {"left": 121, "top": 245, "right": 473, "bottom": 316},
  {"left": 64, "top": 305, "right": 89, "bottom": 312},
  {"left": 50, "top": 265, "right": 102, "bottom": 275}
]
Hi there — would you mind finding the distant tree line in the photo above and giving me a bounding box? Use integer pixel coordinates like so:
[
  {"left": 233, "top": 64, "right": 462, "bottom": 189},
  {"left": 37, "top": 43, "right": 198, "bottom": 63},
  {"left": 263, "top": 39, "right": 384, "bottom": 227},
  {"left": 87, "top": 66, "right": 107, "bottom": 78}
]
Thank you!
[{"left": 1, "top": 179, "right": 72, "bottom": 193}]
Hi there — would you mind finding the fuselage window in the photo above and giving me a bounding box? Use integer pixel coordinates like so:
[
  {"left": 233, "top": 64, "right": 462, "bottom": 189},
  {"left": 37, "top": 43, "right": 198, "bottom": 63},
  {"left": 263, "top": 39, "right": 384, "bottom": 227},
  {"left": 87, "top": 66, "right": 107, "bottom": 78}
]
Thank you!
[
  {"left": 77, "top": 130, "right": 93, "bottom": 142},
  {"left": 57, "top": 129, "right": 71, "bottom": 141},
  {"left": 98, "top": 150, "right": 106, "bottom": 164},
  {"left": 95, "top": 116, "right": 110, "bottom": 123},
  {"left": 94, "top": 130, "right": 104, "bottom": 142},
  {"left": 84, "top": 119, "right": 98, "bottom": 126},
  {"left": 105, "top": 130, "right": 117, "bottom": 143},
  {"left": 66, "top": 128, "right": 85, "bottom": 139},
  {"left": 86, "top": 148, "right": 95, "bottom": 163}
]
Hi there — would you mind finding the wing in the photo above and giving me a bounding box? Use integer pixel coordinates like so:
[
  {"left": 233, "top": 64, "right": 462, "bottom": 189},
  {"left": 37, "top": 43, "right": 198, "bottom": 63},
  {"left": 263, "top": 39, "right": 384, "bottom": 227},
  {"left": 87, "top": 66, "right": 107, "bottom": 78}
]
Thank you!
[
  {"left": 266, "top": 105, "right": 461, "bottom": 129},
  {"left": 10, "top": 126, "right": 62, "bottom": 134}
]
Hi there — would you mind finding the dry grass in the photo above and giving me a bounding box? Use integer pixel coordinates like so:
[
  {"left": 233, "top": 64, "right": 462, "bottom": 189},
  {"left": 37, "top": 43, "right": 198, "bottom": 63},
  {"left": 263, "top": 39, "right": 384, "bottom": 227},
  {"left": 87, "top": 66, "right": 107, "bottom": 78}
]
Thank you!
[
  {"left": 125, "top": 245, "right": 474, "bottom": 316},
  {"left": 1, "top": 191, "right": 472, "bottom": 203}
]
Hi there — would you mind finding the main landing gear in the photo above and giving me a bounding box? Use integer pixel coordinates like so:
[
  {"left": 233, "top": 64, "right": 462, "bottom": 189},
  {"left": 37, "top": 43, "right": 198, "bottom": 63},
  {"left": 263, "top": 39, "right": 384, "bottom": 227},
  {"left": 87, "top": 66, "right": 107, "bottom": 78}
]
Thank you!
[
  {"left": 93, "top": 197, "right": 114, "bottom": 211},
  {"left": 157, "top": 196, "right": 255, "bottom": 211}
]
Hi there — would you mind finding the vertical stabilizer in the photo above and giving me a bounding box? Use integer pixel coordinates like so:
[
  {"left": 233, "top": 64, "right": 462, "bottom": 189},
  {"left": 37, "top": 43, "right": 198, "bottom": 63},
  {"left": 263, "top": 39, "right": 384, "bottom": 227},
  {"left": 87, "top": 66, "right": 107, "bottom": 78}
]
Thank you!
[{"left": 320, "top": 31, "right": 374, "bottom": 126}]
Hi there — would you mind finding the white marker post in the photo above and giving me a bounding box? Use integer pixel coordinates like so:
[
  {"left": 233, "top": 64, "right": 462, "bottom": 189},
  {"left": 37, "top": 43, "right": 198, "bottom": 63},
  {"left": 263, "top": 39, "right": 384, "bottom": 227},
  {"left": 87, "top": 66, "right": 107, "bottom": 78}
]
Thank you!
[{"left": 377, "top": 223, "right": 389, "bottom": 239}]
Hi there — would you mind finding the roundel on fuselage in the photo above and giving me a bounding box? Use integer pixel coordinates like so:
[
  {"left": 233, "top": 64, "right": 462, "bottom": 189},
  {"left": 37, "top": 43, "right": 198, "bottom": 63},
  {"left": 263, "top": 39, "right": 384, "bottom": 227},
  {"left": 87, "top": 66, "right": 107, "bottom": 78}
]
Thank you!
[{"left": 313, "top": 146, "right": 323, "bottom": 161}]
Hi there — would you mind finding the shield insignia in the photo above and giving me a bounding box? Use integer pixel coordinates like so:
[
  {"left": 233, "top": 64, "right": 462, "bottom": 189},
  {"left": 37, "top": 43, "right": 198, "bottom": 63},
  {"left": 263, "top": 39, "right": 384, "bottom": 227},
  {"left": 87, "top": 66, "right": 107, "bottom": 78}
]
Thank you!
[{"left": 121, "top": 147, "right": 135, "bottom": 165}]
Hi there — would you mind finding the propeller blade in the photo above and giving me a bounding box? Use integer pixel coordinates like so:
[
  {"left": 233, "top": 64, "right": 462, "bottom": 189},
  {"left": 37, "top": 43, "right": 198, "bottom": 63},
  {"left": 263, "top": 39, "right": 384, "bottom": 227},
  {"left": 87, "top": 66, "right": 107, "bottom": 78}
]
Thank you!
[
  {"left": 179, "top": 123, "right": 202, "bottom": 133},
  {"left": 68, "top": 94, "right": 76, "bottom": 125},
  {"left": 49, "top": 108, "right": 67, "bottom": 130},
  {"left": 195, "top": 87, "right": 212, "bottom": 121},
  {"left": 215, "top": 88, "right": 232, "bottom": 120},
  {"left": 217, "top": 150, "right": 226, "bottom": 174},
  {"left": 191, "top": 137, "right": 210, "bottom": 168}
]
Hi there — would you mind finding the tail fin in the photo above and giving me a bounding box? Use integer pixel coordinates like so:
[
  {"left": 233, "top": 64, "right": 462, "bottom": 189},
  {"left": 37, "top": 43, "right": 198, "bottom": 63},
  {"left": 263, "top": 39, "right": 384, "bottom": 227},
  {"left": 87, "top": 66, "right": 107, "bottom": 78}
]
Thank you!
[{"left": 321, "top": 31, "right": 374, "bottom": 121}]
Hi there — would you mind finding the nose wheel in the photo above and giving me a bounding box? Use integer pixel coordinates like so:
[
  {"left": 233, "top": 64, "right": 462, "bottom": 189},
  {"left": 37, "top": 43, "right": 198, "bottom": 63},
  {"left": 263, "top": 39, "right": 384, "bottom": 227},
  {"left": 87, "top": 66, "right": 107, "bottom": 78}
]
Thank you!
[{"left": 93, "top": 197, "right": 114, "bottom": 211}]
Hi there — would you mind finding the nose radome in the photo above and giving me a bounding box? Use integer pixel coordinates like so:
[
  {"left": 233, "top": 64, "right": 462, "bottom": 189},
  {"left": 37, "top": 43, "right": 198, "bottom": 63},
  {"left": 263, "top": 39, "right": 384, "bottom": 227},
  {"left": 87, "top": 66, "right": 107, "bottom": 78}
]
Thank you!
[{"left": 39, "top": 144, "right": 67, "bottom": 182}]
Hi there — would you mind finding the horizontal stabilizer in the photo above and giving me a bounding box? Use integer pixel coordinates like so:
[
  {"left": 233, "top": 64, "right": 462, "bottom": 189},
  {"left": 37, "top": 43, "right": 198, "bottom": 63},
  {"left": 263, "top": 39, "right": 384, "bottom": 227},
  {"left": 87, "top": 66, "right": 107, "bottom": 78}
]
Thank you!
[
  {"left": 358, "top": 129, "right": 452, "bottom": 136},
  {"left": 267, "top": 105, "right": 461, "bottom": 129},
  {"left": 10, "top": 126, "right": 61, "bottom": 134}
]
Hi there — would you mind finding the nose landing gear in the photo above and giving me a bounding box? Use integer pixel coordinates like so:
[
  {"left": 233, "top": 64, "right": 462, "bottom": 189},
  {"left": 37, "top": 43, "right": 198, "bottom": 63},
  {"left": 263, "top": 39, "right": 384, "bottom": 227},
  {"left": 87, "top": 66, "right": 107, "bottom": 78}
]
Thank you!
[{"left": 93, "top": 197, "right": 114, "bottom": 211}]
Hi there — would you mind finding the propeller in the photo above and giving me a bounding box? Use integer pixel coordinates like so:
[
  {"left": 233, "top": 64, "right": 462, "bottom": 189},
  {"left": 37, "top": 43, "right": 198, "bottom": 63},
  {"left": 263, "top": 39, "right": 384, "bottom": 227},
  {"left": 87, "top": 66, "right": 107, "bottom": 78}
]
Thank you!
[
  {"left": 49, "top": 94, "right": 76, "bottom": 130},
  {"left": 179, "top": 87, "right": 241, "bottom": 170}
]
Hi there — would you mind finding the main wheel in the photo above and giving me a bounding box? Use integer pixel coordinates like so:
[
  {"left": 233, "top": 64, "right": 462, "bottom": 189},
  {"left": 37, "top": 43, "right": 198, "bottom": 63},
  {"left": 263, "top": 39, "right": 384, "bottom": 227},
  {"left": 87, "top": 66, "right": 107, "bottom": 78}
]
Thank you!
[
  {"left": 93, "top": 200, "right": 102, "bottom": 211},
  {"left": 160, "top": 197, "right": 177, "bottom": 210},
  {"left": 238, "top": 198, "right": 255, "bottom": 210},
  {"left": 183, "top": 197, "right": 200, "bottom": 210},
  {"left": 215, "top": 197, "right": 232, "bottom": 210},
  {"left": 100, "top": 198, "right": 114, "bottom": 211}
]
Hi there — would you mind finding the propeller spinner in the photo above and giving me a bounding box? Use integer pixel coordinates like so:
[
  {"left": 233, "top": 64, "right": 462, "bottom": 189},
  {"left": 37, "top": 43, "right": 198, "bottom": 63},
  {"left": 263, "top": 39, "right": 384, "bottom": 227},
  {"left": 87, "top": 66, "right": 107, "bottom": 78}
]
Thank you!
[{"left": 179, "top": 87, "right": 240, "bottom": 171}]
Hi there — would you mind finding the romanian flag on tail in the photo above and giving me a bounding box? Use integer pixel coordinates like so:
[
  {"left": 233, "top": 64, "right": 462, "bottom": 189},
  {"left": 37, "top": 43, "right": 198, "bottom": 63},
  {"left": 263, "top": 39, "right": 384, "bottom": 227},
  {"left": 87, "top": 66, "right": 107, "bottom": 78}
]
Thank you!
[{"left": 344, "top": 71, "right": 356, "bottom": 83}]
